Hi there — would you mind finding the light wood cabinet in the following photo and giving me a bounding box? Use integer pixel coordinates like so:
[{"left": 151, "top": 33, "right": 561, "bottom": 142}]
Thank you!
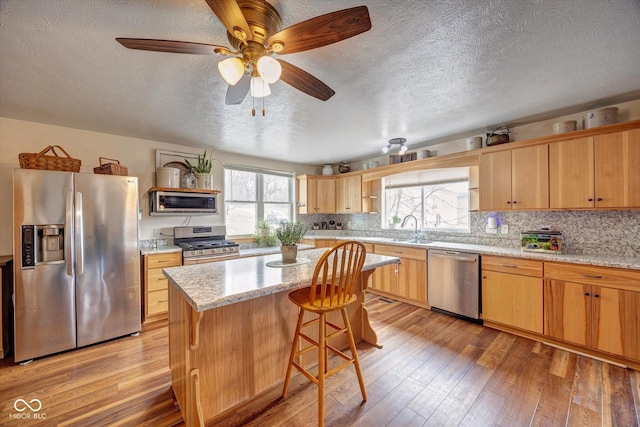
[
  {"left": 481, "top": 256, "right": 543, "bottom": 334},
  {"left": 593, "top": 129, "right": 640, "bottom": 207},
  {"left": 480, "top": 144, "right": 549, "bottom": 210},
  {"left": 549, "top": 136, "right": 595, "bottom": 208},
  {"left": 549, "top": 129, "right": 640, "bottom": 208},
  {"left": 370, "top": 244, "right": 427, "bottom": 305},
  {"left": 142, "top": 252, "right": 182, "bottom": 322},
  {"left": 336, "top": 175, "right": 362, "bottom": 213},
  {"left": 544, "top": 262, "right": 640, "bottom": 361},
  {"left": 313, "top": 239, "right": 336, "bottom": 248},
  {"left": 362, "top": 179, "right": 381, "bottom": 213},
  {"left": 296, "top": 175, "right": 335, "bottom": 214}
]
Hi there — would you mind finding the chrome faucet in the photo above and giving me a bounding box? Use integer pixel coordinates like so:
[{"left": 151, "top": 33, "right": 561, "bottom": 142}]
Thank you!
[{"left": 401, "top": 215, "right": 420, "bottom": 240}]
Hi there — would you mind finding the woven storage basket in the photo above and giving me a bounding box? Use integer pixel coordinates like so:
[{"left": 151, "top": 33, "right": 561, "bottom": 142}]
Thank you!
[
  {"left": 93, "top": 157, "right": 128, "bottom": 176},
  {"left": 19, "top": 145, "right": 81, "bottom": 172}
]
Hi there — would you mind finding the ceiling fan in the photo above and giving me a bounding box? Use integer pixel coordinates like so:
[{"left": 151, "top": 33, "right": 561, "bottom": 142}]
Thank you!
[{"left": 116, "top": 0, "right": 371, "bottom": 110}]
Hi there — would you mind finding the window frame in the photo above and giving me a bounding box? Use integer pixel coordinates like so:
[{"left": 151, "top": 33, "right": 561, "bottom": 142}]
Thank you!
[
  {"left": 384, "top": 177, "right": 470, "bottom": 233},
  {"left": 224, "top": 164, "right": 295, "bottom": 237}
]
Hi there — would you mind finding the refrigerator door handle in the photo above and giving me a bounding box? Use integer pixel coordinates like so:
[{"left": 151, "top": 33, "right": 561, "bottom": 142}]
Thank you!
[
  {"left": 65, "top": 191, "right": 74, "bottom": 276},
  {"left": 75, "top": 191, "right": 84, "bottom": 276}
]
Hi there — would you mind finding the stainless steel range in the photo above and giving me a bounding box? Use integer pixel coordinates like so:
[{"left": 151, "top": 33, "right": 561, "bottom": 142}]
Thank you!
[{"left": 174, "top": 225, "right": 239, "bottom": 265}]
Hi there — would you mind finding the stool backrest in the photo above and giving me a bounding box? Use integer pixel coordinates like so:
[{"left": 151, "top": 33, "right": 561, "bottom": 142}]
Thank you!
[{"left": 310, "top": 240, "right": 366, "bottom": 308}]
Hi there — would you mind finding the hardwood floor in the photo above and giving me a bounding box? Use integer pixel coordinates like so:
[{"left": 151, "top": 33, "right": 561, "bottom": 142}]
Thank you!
[{"left": 1, "top": 295, "right": 639, "bottom": 426}]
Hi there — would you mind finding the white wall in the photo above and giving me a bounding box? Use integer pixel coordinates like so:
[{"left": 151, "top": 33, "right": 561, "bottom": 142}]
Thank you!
[{"left": 0, "top": 118, "right": 316, "bottom": 254}]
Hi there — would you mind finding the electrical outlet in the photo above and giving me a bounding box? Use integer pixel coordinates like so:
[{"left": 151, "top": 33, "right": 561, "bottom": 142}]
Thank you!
[
  {"left": 153, "top": 228, "right": 162, "bottom": 236},
  {"left": 501, "top": 224, "right": 509, "bottom": 234},
  {"left": 485, "top": 225, "right": 498, "bottom": 234},
  {"left": 347, "top": 221, "right": 352, "bottom": 229}
]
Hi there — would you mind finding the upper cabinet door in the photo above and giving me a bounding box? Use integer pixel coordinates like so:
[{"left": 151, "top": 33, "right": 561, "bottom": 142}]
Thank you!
[
  {"left": 480, "top": 150, "right": 512, "bottom": 211},
  {"left": 549, "top": 137, "right": 595, "bottom": 209},
  {"left": 511, "top": 144, "right": 549, "bottom": 209},
  {"left": 336, "top": 175, "right": 362, "bottom": 213},
  {"left": 315, "top": 177, "right": 336, "bottom": 214},
  {"left": 594, "top": 129, "right": 640, "bottom": 208}
]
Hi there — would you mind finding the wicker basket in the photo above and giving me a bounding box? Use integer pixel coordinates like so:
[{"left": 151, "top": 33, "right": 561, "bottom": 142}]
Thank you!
[
  {"left": 19, "top": 145, "right": 81, "bottom": 172},
  {"left": 93, "top": 157, "right": 128, "bottom": 176}
]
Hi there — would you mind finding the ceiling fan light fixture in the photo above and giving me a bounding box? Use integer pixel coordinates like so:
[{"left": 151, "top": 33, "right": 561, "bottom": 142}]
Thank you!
[
  {"left": 218, "top": 57, "right": 245, "bottom": 85},
  {"left": 382, "top": 144, "right": 391, "bottom": 154},
  {"left": 256, "top": 56, "right": 282, "bottom": 84},
  {"left": 250, "top": 76, "right": 271, "bottom": 97}
]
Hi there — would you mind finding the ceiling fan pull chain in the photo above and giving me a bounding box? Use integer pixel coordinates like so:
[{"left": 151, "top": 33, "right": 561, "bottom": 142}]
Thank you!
[
  {"left": 262, "top": 87, "right": 266, "bottom": 116},
  {"left": 252, "top": 94, "right": 256, "bottom": 116}
]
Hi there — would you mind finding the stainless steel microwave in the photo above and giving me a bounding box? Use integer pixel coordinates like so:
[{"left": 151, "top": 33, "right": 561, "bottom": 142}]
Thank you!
[{"left": 150, "top": 191, "right": 217, "bottom": 215}]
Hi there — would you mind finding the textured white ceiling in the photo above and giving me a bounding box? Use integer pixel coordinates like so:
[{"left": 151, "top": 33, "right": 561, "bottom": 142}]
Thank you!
[{"left": 1, "top": 0, "right": 640, "bottom": 165}]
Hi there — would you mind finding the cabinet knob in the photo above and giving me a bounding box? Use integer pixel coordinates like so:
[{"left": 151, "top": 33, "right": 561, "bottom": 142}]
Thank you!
[
  {"left": 588, "top": 198, "right": 593, "bottom": 202},
  {"left": 584, "top": 292, "right": 590, "bottom": 296},
  {"left": 597, "top": 198, "right": 603, "bottom": 202},
  {"left": 482, "top": 276, "right": 487, "bottom": 279},
  {"left": 512, "top": 201, "right": 517, "bottom": 204},
  {"left": 506, "top": 201, "right": 511, "bottom": 204},
  {"left": 594, "top": 294, "right": 600, "bottom": 298}
]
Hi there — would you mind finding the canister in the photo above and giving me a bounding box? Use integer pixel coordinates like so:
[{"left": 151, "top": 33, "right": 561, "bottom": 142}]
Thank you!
[{"left": 156, "top": 167, "right": 180, "bottom": 188}]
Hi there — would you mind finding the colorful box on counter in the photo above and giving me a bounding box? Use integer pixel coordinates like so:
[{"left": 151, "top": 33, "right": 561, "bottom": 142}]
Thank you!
[{"left": 521, "top": 229, "right": 563, "bottom": 254}]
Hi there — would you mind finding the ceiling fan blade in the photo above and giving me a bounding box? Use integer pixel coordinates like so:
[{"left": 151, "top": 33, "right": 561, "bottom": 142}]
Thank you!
[
  {"left": 278, "top": 60, "right": 335, "bottom": 101},
  {"left": 267, "top": 6, "right": 371, "bottom": 55},
  {"left": 116, "top": 38, "right": 225, "bottom": 55},
  {"left": 225, "top": 74, "right": 251, "bottom": 105},
  {"left": 205, "top": 0, "right": 252, "bottom": 42}
]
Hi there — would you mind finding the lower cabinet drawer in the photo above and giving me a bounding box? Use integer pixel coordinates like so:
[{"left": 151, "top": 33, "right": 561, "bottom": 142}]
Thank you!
[
  {"left": 483, "top": 255, "right": 543, "bottom": 277},
  {"left": 545, "top": 262, "right": 640, "bottom": 290},
  {"left": 146, "top": 252, "right": 182, "bottom": 268},
  {"left": 147, "top": 270, "right": 168, "bottom": 292},
  {"left": 147, "top": 290, "right": 169, "bottom": 315},
  {"left": 374, "top": 244, "right": 426, "bottom": 261}
]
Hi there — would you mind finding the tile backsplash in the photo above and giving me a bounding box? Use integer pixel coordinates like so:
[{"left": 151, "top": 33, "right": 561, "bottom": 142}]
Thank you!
[{"left": 300, "top": 210, "right": 640, "bottom": 257}]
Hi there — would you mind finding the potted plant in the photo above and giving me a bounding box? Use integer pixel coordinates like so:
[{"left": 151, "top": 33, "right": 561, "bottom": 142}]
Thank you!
[
  {"left": 254, "top": 219, "right": 278, "bottom": 247},
  {"left": 185, "top": 150, "right": 214, "bottom": 190},
  {"left": 275, "top": 221, "right": 308, "bottom": 263},
  {"left": 390, "top": 215, "right": 402, "bottom": 229}
]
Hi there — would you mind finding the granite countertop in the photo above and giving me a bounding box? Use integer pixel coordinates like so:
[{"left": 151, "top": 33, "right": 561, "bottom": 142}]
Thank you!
[
  {"left": 302, "top": 235, "right": 640, "bottom": 270},
  {"left": 163, "top": 248, "right": 399, "bottom": 312},
  {"left": 140, "top": 245, "right": 182, "bottom": 256}
]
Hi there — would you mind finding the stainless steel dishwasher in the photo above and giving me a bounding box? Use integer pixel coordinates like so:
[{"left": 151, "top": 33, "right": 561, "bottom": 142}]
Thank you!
[{"left": 427, "top": 249, "right": 480, "bottom": 321}]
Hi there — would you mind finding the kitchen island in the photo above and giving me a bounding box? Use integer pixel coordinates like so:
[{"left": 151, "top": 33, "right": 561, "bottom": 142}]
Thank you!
[{"left": 163, "top": 248, "right": 399, "bottom": 427}]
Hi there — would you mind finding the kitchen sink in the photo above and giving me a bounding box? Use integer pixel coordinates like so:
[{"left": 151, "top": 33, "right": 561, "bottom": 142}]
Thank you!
[{"left": 391, "top": 238, "right": 433, "bottom": 244}]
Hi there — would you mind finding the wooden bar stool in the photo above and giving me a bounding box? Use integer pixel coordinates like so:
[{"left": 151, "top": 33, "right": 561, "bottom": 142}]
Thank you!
[{"left": 282, "top": 240, "right": 367, "bottom": 427}]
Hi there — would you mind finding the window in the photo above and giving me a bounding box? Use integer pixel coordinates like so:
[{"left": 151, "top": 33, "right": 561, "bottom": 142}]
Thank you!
[
  {"left": 224, "top": 166, "right": 294, "bottom": 236},
  {"left": 384, "top": 168, "right": 470, "bottom": 232}
]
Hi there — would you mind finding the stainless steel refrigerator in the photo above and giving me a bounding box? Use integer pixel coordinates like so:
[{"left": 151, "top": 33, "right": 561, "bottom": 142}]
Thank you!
[{"left": 13, "top": 169, "right": 141, "bottom": 362}]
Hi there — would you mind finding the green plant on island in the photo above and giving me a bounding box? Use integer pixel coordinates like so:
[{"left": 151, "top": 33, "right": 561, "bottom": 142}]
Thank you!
[
  {"left": 275, "top": 221, "right": 308, "bottom": 247},
  {"left": 391, "top": 215, "right": 402, "bottom": 224},
  {"left": 254, "top": 219, "right": 278, "bottom": 247},
  {"left": 185, "top": 150, "right": 214, "bottom": 174}
]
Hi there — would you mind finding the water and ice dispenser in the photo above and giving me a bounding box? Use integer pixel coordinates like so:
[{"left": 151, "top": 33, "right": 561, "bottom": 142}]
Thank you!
[{"left": 21, "top": 224, "right": 65, "bottom": 267}]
